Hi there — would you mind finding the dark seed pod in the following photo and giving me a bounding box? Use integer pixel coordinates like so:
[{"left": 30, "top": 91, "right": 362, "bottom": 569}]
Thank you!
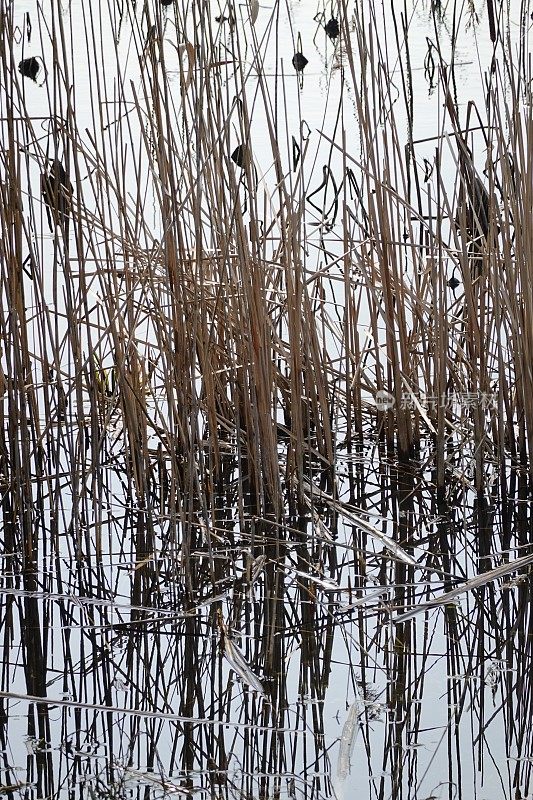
[
  {"left": 18, "top": 57, "right": 40, "bottom": 82},
  {"left": 292, "top": 52, "right": 308, "bottom": 72},
  {"left": 161, "top": 0, "right": 173, "bottom": 5},
  {"left": 231, "top": 144, "right": 247, "bottom": 168},
  {"left": 41, "top": 159, "right": 73, "bottom": 232},
  {"left": 447, "top": 275, "right": 460, "bottom": 290},
  {"left": 324, "top": 18, "right": 339, "bottom": 40}
]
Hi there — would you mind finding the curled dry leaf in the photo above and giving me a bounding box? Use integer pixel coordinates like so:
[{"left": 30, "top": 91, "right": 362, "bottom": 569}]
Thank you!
[
  {"left": 250, "top": 0, "right": 259, "bottom": 24},
  {"left": 178, "top": 41, "right": 195, "bottom": 91},
  {"left": 337, "top": 702, "right": 359, "bottom": 780}
]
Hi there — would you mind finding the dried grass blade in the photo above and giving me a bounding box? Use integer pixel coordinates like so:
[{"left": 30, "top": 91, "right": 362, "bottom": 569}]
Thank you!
[
  {"left": 393, "top": 552, "right": 533, "bottom": 623},
  {"left": 250, "top": 0, "right": 259, "bottom": 24},
  {"left": 291, "top": 569, "right": 342, "bottom": 591},
  {"left": 223, "top": 636, "right": 266, "bottom": 696},
  {"left": 336, "top": 701, "right": 359, "bottom": 781},
  {"left": 303, "top": 481, "right": 418, "bottom": 567}
]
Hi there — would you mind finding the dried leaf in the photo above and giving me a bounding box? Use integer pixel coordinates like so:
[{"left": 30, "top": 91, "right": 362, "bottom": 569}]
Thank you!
[
  {"left": 250, "top": 0, "right": 259, "bottom": 24},
  {"left": 303, "top": 480, "right": 418, "bottom": 567},
  {"left": 223, "top": 636, "right": 265, "bottom": 695},
  {"left": 393, "top": 551, "right": 533, "bottom": 623},
  {"left": 178, "top": 41, "right": 195, "bottom": 91},
  {"left": 337, "top": 702, "right": 359, "bottom": 780}
]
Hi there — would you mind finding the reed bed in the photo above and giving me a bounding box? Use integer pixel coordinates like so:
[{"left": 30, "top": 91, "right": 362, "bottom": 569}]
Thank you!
[{"left": 1, "top": 0, "right": 533, "bottom": 798}]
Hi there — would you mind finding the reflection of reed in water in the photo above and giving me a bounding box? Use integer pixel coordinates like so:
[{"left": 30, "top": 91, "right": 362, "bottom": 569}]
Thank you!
[
  {"left": 22, "top": 565, "right": 53, "bottom": 798},
  {"left": 2, "top": 411, "right": 533, "bottom": 800}
]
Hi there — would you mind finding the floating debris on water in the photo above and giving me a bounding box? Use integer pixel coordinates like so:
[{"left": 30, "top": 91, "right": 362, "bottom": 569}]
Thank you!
[
  {"left": 218, "top": 611, "right": 265, "bottom": 695},
  {"left": 335, "top": 701, "right": 359, "bottom": 792}
]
